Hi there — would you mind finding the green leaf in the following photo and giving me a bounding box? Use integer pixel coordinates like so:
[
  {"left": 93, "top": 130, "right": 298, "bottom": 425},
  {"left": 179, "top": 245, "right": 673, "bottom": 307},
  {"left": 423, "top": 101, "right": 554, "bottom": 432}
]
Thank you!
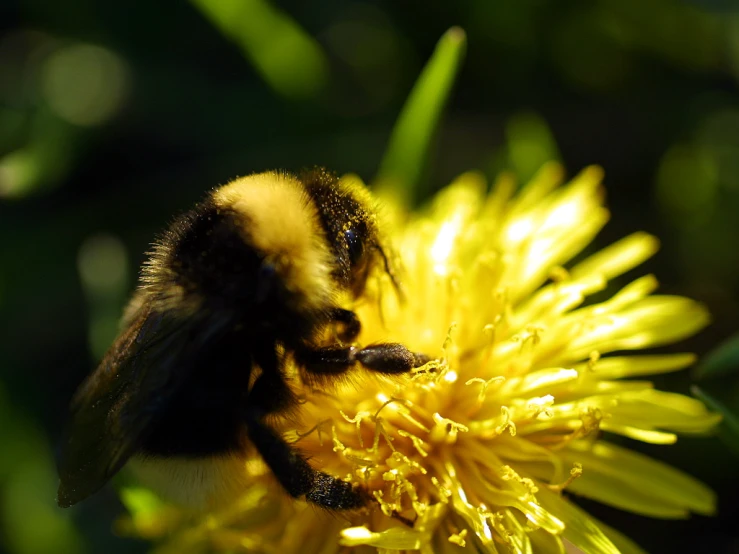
[
  {"left": 191, "top": 0, "right": 328, "bottom": 99},
  {"left": 376, "top": 27, "right": 467, "bottom": 204},
  {"left": 505, "top": 111, "right": 561, "bottom": 182},
  {"left": 692, "top": 384, "right": 739, "bottom": 458},
  {"left": 694, "top": 333, "right": 739, "bottom": 380}
]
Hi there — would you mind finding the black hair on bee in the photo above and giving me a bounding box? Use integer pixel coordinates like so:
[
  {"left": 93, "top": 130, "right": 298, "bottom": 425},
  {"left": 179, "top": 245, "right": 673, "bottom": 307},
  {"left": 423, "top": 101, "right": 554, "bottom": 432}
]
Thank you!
[{"left": 56, "top": 169, "right": 425, "bottom": 511}]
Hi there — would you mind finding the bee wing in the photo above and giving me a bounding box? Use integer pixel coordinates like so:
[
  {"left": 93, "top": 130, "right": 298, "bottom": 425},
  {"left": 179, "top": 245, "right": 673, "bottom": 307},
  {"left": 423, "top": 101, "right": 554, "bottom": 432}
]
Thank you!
[{"left": 57, "top": 301, "right": 232, "bottom": 507}]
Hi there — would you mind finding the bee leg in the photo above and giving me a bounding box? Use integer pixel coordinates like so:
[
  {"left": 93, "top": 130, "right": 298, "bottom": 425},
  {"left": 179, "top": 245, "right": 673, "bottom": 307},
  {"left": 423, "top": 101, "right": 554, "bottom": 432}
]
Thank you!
[
  {"left": 245, "top": 373, "right": 369, "bottom": 510},
  {"left": 354, "top": 343, "right": 429, "bottom": 374},
  {"left": 294, "top": 345, "right": 359, "bottom": 377},
  {"left": 251, "top": 346, "right": 297, "bottom": 412},
  {"left": 328, "top": 308, "right": 361, "bottom": 342},
  {"left": 296, "top": 343, "right": 426, "bottom": 376}
]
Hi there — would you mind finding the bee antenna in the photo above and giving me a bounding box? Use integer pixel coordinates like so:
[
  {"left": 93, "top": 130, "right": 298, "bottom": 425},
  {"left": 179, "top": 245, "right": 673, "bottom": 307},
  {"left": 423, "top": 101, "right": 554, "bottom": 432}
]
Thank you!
[{"left": 375, "top": 245, "right": 406, "bottom": 303}]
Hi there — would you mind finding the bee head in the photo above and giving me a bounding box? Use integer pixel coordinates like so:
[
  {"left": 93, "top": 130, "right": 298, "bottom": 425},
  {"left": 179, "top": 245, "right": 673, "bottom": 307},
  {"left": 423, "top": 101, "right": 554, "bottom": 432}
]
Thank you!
[{"left": 300, "top": 168, "right": 398, "bottom": 299}]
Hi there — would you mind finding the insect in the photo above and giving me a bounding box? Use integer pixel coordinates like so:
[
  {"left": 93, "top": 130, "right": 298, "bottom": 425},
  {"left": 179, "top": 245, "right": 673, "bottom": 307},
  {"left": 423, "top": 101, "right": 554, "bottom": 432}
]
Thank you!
[{"left": 57, "top": 168, "right": 425, "bottom": 511}]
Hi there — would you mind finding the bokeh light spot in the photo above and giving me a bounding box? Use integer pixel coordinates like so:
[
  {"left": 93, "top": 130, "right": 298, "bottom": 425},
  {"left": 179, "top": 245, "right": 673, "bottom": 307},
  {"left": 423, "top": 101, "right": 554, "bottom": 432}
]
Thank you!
[
  {"left": 41, "top": 44, "right": 129, "bottom": 126},
  {"left": 0, "top": 149, "right": 42, "bottom": 198},
  {"left": 78, "top": 234, "right": 129, "bottom": 358},
  {"left": 656, "top": 144, "right": 718, "bottom": 220},
  {"left": 78, "top": 233, "right": 128, "bottom": 295},
  {"left": 696, "top": 109, "right": 739, "bottom": 192}
]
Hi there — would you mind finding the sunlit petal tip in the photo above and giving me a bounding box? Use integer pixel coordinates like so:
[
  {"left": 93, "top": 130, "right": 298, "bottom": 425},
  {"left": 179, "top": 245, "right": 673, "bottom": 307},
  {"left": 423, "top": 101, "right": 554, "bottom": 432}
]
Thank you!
[
  {"left": 539, "top": 160, "right": 566, "bottom": 181},
  {"left": 584, "top": 163, "right": 605, "bottom": 175}
]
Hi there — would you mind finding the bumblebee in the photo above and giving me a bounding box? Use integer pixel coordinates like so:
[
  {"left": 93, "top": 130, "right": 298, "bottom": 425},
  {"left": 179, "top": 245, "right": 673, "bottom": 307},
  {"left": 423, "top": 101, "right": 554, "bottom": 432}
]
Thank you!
[{"left": 57, "top": 169, "right": 424, "bottom": 511}]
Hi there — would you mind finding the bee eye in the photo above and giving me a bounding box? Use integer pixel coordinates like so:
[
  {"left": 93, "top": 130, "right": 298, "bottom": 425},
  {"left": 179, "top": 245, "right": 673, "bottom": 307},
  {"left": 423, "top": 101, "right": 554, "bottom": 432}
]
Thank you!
[{"left": 344, "top": 228, "right": 365, "bottom": 266}]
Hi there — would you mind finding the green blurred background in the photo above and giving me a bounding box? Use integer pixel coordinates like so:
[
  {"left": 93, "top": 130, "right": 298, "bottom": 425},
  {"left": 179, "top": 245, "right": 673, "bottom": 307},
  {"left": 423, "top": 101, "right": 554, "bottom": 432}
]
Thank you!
[{"left": 2, "top": 1, "right": 739, "bottom": 553}]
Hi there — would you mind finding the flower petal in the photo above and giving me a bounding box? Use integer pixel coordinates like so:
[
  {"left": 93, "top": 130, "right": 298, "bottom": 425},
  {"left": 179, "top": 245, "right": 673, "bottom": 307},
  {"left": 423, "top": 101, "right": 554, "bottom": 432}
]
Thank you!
[
  {"left": 561, "top": 441, "right": 716, "bottom": 517},
  {"left": 551, "top": 296, "right": 710, "bottom": 364},
  {"left": 598, "top": 422, "right": 677, "bottom": 444},
  {"left": 605, "top": 389, "right": 722, "bottom": 434},
  {"left": 570, "top": 232, "right": 659, "bottom": 282},
  {"left": 535, "top": 487, "right": 621, "bottom": 554},
  {"left": 529, "top": 528, "right": 566, "bottom": 554},
  {"left": 339, "top": 526, "right": 422, "bottom": 549},
  {"left": 591, "top": 517, "right": 648, "bottom": 554},
  {"left": 572, "top": 353, "right": 697, "bottom": 379}
]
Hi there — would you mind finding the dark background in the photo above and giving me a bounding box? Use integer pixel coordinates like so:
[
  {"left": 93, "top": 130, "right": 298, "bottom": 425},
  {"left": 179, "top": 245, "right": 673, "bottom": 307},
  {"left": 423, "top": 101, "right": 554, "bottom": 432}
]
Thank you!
[{"left": 1, "top": 1, "right": 738, "bottom": 553}]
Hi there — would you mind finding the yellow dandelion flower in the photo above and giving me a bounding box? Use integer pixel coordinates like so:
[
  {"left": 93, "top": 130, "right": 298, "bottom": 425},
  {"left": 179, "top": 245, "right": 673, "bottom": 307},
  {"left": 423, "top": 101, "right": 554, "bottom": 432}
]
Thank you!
[{"left": 120, "top": 163, "right": 719, "bottom": 554}]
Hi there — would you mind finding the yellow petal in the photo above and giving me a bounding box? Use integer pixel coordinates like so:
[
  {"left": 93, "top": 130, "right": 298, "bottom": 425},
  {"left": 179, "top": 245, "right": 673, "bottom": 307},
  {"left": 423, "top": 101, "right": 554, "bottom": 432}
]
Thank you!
[
  {"left": 508, "top": 162, "right": 566, "bottom": 214},
  {"left": 512, "top": 274, "right": 606, "bottom": 331},
  {"left": 605, "top": 389, "right": 722, "bottom": 434},
  {"left": 507, "top": 207, "right": 609, "bottom": 302},
  {"left": 570, "top": 232, "right": 660, "bottom": 282},
  {"left": 535, "top": 487, "right": 621, "bottom": 554},
  {"left": 591, "top": 517, "right": 648, "bottom": 554},
  {"left": 529, "top": 528, "right": 566, "bottom": 554},
  {"left": 562, "top": 441, "right": 716, "bottom": 517},
  {"left": 339, "top": 526, "right": 422, "bottom": 549},
  {"left": 596, "top": 275, "right": 659, "bottom": 313},
  {"left": 598, "top": 422, "right": 677, "bottom": 444},
  {"left": 482, "top": 170, "right": 516, "bottom": 222},
  {"left": 502, "top": 508, "right": 534, "bottom": 554},
  {"left": 572, "top": 353, "right": 696, "bottom": 379},
  {"left": 553, "top": 296, "right": 710, "bottom": 363}
]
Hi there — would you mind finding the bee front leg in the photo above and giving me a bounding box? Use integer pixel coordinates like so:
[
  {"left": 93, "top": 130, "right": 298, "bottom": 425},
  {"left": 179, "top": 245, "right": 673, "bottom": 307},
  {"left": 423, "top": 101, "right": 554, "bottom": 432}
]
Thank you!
[
  {"left": 354, "top": 343, "right": 429, "bottom": 374},
  {"left": 296, "top": 343, "right": 427, "bottom": 376}
]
